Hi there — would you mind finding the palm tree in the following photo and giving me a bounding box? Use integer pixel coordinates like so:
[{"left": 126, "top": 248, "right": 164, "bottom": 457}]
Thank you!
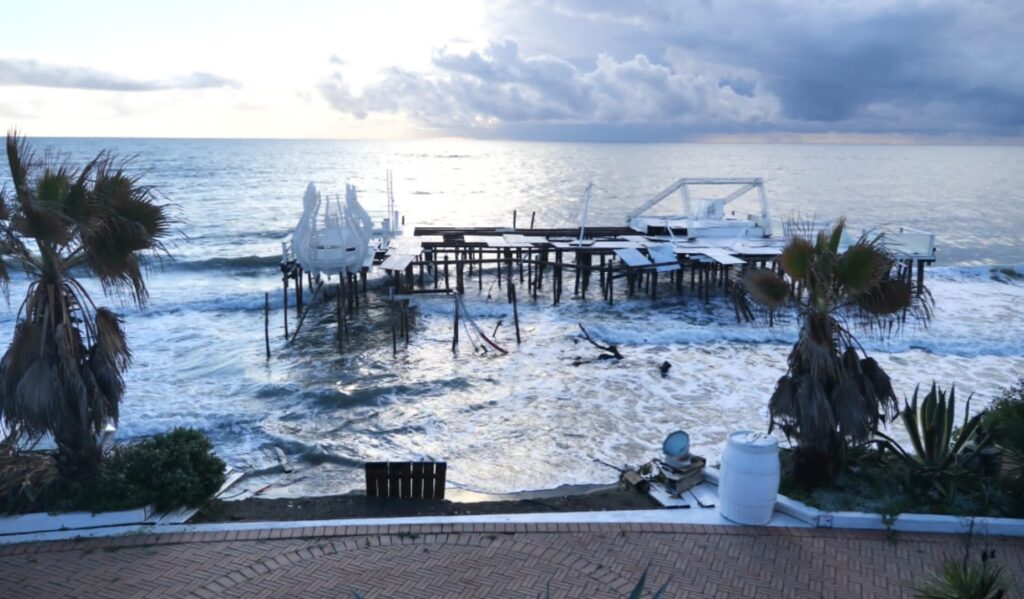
[
  {"left": 733, "top": 219, "right": 933, "bottom": 487},
  {"left": 0, "top": 132, "right": 173, "bottom": 476}
]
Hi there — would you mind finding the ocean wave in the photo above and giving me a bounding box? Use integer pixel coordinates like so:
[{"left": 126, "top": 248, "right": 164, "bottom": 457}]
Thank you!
[
  {"left": 162, "top": 254, "right": 283, "bottom": 272},
  {"left": 928, "top": 263, "right": 1024, "bottom": 284}
]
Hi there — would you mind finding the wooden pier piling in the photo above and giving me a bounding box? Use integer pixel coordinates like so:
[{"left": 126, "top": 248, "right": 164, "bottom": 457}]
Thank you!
[
  {"left": 282, "top": 275, "right": 289, "bottom": 338},
  {"left": 452, "top": 296, "right": 460, "bottom": 353},
  {"left": 264, "top": 292, "right": 271, "bottom": 359},
  {"left": 511, "top": 282, "right": 521, "bottom": 344}
]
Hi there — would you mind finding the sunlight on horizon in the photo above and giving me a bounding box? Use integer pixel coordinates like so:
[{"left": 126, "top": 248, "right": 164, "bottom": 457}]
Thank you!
[{"left": 1, "top": 0, "right": 488, "bottom": 139}]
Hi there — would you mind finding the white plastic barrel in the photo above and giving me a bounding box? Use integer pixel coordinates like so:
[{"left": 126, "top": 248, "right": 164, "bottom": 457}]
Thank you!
[{"left": 718, "top": 431, "right": 780, "bottom": 525}]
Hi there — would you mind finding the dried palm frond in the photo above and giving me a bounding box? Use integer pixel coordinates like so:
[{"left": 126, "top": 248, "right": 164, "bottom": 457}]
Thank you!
[{"left": 0, "top": 451, "right": 59, "bottom": 513}]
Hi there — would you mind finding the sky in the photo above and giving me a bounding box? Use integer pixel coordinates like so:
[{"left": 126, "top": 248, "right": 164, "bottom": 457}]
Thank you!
[{"left": 1, "top": 0, "right": 1022, "bottom": 142}]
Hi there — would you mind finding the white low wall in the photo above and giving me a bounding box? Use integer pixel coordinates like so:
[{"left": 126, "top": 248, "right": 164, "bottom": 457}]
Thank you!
[
  {"left": 0, "top": 469, "right": 244, "bottom": 539},
  {"left": 703, "top": 466, "right": 1024, "bottom": 537}
]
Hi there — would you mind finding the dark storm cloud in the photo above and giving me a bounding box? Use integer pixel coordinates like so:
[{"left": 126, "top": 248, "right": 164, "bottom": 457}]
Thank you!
[
  {"left": 0, "top": 58, "right": 240, "bottom": 91},
  {"left": 321, "top": 1, "right": 1024, "bottom": 140}
]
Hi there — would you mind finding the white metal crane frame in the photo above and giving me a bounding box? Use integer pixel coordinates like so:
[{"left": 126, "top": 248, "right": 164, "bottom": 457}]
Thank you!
[{"left": 626, "top": 177, "right": 772, "bottom": 236}]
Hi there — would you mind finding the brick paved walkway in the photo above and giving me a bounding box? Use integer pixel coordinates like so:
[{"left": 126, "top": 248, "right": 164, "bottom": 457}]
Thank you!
[{"left": 1, "top": 523, "right": 1022, "bottom": 598}]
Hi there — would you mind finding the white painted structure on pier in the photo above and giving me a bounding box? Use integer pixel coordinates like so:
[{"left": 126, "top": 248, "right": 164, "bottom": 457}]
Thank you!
[{"left": 285, "top": 182, "right": 374, "bottom": 276}]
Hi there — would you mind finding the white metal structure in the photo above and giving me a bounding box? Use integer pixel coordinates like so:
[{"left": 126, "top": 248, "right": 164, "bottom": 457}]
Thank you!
[
  {"left": 369, "top": 170, "right": 402, "bottom": 249},
  {"left": 568, "top": 182, "right": 595, "bottom": 246},
  {"left": 627, "top": 177, "right": 772, "bottom": 239},
  {"left": 285, "top": 182, "right": 374, "bottom": 276}
]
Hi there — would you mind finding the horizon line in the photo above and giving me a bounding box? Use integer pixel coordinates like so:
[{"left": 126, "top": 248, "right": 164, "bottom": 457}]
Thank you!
[{"left": 12, "top": 133, "right": 1024, "bottom": 147}]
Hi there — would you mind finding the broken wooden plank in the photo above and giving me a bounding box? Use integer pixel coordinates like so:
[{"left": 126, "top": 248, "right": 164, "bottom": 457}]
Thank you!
[
  {"left": 273, "top": 446, "right": 293, "bottom": 473},
  {"left": 380, "top": 253, "right": 416, "bottom": 271}
]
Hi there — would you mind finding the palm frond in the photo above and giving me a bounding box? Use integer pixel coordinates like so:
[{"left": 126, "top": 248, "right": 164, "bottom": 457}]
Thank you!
[
  {"left": 779, "top": 237, "right": 814, "bottom": 281},
  {"left": 5, "top": 131, "right": 32, "bottom": 199},
  {"left": 93, "top": 308, "right": 131, "bottom": 372},
  {"left": 794, "top": 375, "right": 835, "bottom": 451},
  {"left": 742, "top": 269, "right": 789, "bottom": 309},
  {"left": 831, "top": 376, "right": 870, "bottom": 443},
  {"left": 860, "top": 357, "right": 898, "bottom": 419},
  {"left": 836, "top": 242, "right": 890, "bottom": 294},
  {"left": 826, "top": 217, "right": 847, "bottom": 254}
]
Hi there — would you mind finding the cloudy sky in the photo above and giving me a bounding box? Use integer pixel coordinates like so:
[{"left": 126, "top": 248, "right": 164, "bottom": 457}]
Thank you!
[{"left": 2, "top": 0, "right": 1022, "bottom": 142}]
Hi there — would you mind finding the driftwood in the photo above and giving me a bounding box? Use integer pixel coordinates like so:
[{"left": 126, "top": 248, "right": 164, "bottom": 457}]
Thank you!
[{"left": 577, "top": 323, "right": 623, "bottom": 360}]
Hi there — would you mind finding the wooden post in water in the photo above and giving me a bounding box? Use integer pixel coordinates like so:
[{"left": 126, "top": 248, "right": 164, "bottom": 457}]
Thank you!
[
  {"left": 511, "top": 282, "right": 521, "bottom": 344},
  {"left": 497, "top": 249, "right": 503, "bottom": 289},
  {"left": 573, "top": 252, "right": 581, "bottom": 297},
  {"left": 527, "top": 250, "right": 533, "bottom": 295},
  {"left": 506, "top": 249, "right": 515, "bottom": 303},
  {"left": 443, "top": 255, "right": 450, "bottom": 291},
  {"left": 452, "top": 296, "right": 460, "bottom": 353},
  {"left": 402, "top": 300, "right": 409, "bottom": 345},
  {"left": 456, "top": 258, "right": 464, "bottom": 294},
  {"left": 296, "top": 266, "right": 304, "bottom": 315},
  {"left": 351, "top": 273, "right": 358, "bottom": 313},
  {"left": 339, "top": 272, "right": 350, "bottom": 351},
  {"left": 391, "top": 292, "right": 398, "bottom": 357},
  {"left": 264, "top": 292, "right": 271, "bottom": 360},
  {"left": 581, "top": 252, "right": 592, "bottom": 298},
  {"left": 607, "top": 264, "right": 614, "bottom": 306},
  {"left": 282, "top": 276, "right": 289, "bottom": 338},
  {"left": 342, "top": 278, "right": 350, "bottom": 350},
  {"left": 557, "top": 248, "right": 565, "bottom": 303}
]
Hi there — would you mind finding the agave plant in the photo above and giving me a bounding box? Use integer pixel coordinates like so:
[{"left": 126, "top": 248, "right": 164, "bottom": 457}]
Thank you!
[
  {"left": 916, "top": 550, "right": 1007, "bottom": 599},
  {"left": 876, "top": 383, "right": 989, "bottom": 476},
  {"left": 0, "top": 132, "right": 173, "bottom": 475},
  {"left": 733, "top": 218, "right": 933, "bottom": 485}
]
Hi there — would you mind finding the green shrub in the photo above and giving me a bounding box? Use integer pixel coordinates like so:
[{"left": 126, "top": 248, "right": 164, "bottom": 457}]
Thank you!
[
  {"left": 984, "top": 379, "right": 1024, "bottom": 514},
  {"left": 984, "top": 380, "right": 1024, "bottom": 474},
  {"left": 76, "top": 428, "right": 226, "bottom": 512}
]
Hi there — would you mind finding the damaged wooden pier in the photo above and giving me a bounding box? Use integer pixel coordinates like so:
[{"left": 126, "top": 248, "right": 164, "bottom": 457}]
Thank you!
[
  {"left": 373, "top": 224, "right": 936, "bottom": 308},
  {"left": 267, "top": 177, "right": 938, "bottom": 355}
]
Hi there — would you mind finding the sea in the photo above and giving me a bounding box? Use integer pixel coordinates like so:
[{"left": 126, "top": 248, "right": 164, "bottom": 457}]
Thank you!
[{"left": 2, "top": 139, "right": 1023, "bottom": 498}]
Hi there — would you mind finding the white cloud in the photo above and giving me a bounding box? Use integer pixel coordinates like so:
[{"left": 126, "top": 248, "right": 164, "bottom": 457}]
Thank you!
[{"left": 0, "top": 58, "right": 239, "bottom": 92}]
